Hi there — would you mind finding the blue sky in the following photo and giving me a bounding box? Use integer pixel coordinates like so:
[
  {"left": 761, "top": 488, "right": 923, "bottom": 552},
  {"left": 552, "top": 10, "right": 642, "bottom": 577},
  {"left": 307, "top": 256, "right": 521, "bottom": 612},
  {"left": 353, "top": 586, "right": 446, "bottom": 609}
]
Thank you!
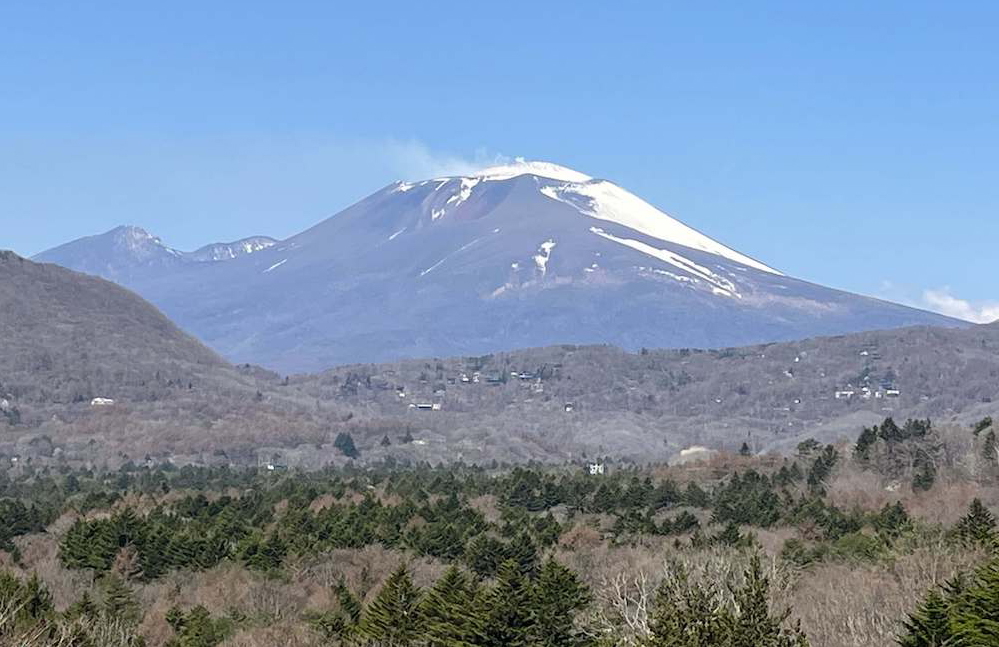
[{"left": 2, "top": 2, "right": 997, "bottom": 321}]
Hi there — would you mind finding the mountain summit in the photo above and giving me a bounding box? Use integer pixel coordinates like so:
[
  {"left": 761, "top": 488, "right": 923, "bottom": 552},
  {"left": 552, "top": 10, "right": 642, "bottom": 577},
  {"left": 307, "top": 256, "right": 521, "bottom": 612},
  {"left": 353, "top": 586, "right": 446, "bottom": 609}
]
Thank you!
[
  {"left": 36, "top": 160, "right": 963, "bottom": 371},
  {"left": 35, "top": 226, "right": 275, "bottom": 283}
]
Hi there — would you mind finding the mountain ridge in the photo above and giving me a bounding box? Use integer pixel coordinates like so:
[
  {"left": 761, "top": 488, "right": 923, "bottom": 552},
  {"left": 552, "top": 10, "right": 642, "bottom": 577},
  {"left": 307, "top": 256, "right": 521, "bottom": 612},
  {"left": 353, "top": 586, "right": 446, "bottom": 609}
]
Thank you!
[{"left": 34, "top": 161, "right": 966, "bottom": 372}]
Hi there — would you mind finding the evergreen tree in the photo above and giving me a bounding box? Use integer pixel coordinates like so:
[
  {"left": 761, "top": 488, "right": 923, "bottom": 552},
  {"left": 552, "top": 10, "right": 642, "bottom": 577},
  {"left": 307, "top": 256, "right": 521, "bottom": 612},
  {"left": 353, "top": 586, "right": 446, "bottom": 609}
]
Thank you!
[
  {"left": 644, "top": 555, "right": 808, "bottom": 647},
  {"left": 982, "top": 430, "right": 998, "bottom": 464},
  {"left": 729, "top": 554, "right": 808, "bottom": 647},
  {"left": 739, "top": 442, "right": 752, "bottom": 457},
  {"left": 358, "top": 564, "right": 423, "bottom": 646},
  {"left": 506, "top": 532, "right": 540, "bottom": 578},
  {"left": 334, "top": 432, "right": 360, "bottom": 459},
  {"left": 645, "top": 561, "right": 728, "bottom": 647},
  {"left": 166, "top": 605, "right": 231, "bottom": 647},
  {"left": 420, "top": 566, "right": 481, "bottom": 647},
  {"left": 531, "top": 557, "right": 592, "bottom": 647},
  {"left": 66, "top": 590, "right": 100, "bottom": 621},
  {"left": 898, "top": 588, "right": 952, "bottom": 647},
  {"left": 465, "top": 533, "right": 505, "bottom": 578},
  {"left": 478, "top": 560, "right": 535, "bottom": 647},
  {"left": 21, "top": 572, "right": 53, "bottom": 621},
  {"left": 954, "top": 498, "right": 998, "bottom": 548},
  {"left": 102, "top": 572, "right": 140, "bottom": 624},
  {"left": 854, "top": 426, "right": 878, "bottom": 462}
]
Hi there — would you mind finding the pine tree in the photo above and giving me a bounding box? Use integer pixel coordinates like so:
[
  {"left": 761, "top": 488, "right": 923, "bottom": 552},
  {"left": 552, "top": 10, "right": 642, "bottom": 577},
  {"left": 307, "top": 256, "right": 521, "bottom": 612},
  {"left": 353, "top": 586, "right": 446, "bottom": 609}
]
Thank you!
[
  {"left": 854, "top": 426, "right": 878, "bottom": 462},
  {"left": 645, "top": 561, "right": 728, "bottom": 647},
  {"left": 982, "top": 430, "right": 998, "bottom": 464},
  {"left": 531, "top": 557, "right": 592, "bottom": 647},
  {"left": 898, "top": 588, "right": 952, "bottom": 647},
  {"left": 21, "top": 572, "right": 53, "bottom": 621},
  {"left": 729, "top": 554, "right": 808, "bottom": 647},
  {"left": 420, "top": 566, "right": 481, "bottom": 647},
  {"left": 358, "top": 563, "right": 423, "bottom": 646},
  {"left": 739, "top": 442, "right": 752, "bottom": 457},
  {"left": 954, "top": 498, "right": 998, "bottom": 548},
  {"left": 66, "top": 590, "right": 99, "bottom": 621},
  {"left": 334, "top": 432, "right": 360, "bottom": 459},
  {"left": 478, "top": 559, "right": 535, "bottom": 647},
  {"left": 506, "top": 532, "right": 540, "bottom": 578},
  {"left": 465, "top": 533, "right": 505, "bottom": 578},
  {"left": 101, "top": 572, "right": 140, "bottom": 624}
]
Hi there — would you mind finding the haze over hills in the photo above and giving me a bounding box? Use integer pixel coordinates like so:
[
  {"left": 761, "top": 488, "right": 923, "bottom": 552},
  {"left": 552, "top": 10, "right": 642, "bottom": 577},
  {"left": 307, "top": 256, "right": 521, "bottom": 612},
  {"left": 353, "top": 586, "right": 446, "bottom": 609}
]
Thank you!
[{"left": 35, "top": 160, "right": 964, "bottom": 373}]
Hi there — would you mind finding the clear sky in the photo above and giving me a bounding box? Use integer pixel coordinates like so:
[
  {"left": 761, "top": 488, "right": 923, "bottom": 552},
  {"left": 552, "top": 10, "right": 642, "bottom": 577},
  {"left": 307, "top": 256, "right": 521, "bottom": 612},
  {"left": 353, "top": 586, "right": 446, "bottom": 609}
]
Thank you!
[{"left": 2, "top": 2, "right": 997, "bottom": 321}]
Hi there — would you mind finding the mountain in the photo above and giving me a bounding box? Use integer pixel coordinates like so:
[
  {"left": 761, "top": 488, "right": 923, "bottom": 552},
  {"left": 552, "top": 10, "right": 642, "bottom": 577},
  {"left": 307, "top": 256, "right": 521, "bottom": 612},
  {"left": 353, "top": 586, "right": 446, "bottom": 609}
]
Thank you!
[
  {"left": 0, "top": 251, "right": 346, "bottom": 467},
  {"left": 33, "top": 225, "right": 275, "bottom": 283},
  {"left": 35, "top": 160, "right": 964, "bottom": 372},
  {"left": 0, "top": 250, "right": 227, "bottom": 405}
]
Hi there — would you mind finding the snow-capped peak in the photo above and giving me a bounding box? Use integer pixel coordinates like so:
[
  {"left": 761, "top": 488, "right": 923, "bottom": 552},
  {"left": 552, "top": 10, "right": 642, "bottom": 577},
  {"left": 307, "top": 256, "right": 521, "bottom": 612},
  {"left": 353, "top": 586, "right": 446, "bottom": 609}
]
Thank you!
[
  {"left": 402, "top": 158, "right": 779, "bottom": 275},
  {"left": 538, "top": 179, "right": 781, "bottom": 275},
  {"left": 471, "top": 158, "right": 592, "bottom": 183}
]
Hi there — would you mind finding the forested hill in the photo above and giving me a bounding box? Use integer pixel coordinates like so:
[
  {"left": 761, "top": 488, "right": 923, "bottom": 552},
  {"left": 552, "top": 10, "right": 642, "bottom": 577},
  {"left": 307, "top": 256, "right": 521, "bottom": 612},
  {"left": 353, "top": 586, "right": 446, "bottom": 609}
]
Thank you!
[
  {"left": 0, "top": 251, "right": 227, "bottom": 405},
  {"left": 290, "top": 322, "right": 999, "bottom": 461},
  {"left": 3, "top": 249, "right": 999, "bottom": 469}
]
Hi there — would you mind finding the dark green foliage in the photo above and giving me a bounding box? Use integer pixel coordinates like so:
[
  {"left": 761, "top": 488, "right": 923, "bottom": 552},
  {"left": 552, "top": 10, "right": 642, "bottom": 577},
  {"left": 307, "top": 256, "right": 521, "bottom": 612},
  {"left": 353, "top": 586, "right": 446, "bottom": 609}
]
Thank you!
[
  {"left": 898, "top": 560, "right": 999, "bottom": 647},
  {"left": 854, "top": 425, "right": 878, "bottom": 462},
  {"left": 982, "top": 430, "right": 998, "bottom": 464},
  {"left": 739, "top": 442, "right": 752, "bottom": 457},
  {"left": 854, "top": 418, "right": 942, "bottom": 491},
  {"left": 102, "top": 572, "right": 141, "bottom": 624},
  {"left": 531, "top": 557, "right": 592, "bottom": 647},
  {"left": 806, "top": 445, "right": 840, "bottom": 493},
  {"left": 645, "top": 553, "right": 808, "bottom": 647},
  {"left": 419, "top": 566, "right": 481, "bottom": 647},
  {"left": 478, "top": 560, "right": 534, "bottom": 647},
  {"left": 898, "top": 587, "right": 952, "bottom": 647},
  {"left": 874, "top": 501, "right": 913, "bottom": 542},
  {"left": 166, "top": 605, "right": 232, "bottom": 647},
  {"left": 0, "top": 499, "right": 50, "bottom": 553},
  {"left": 713, "top": 470, "right": 783, "bottom": 528},
  {"left": 334, "top": 432, "right": 360, "bottom": 459},
  {"left": 954, "top": 498, "right": 998, "bottom": 548},
  {"left": 358, "top": 564, "right": 423, "bottom": 645},
  {"left": 308, "top": 579, "right": 363, "bottom": 643}
]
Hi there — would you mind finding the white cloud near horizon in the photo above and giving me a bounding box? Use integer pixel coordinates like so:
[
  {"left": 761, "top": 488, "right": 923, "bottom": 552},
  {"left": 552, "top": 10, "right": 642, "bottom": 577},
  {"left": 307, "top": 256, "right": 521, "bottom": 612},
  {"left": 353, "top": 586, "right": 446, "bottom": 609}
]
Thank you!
[
  {"left": 921, "top": 288, "right": 999, "bottom": 324},
  {"left": 875, "top": 281, "right": 998, "bottom": 324}
]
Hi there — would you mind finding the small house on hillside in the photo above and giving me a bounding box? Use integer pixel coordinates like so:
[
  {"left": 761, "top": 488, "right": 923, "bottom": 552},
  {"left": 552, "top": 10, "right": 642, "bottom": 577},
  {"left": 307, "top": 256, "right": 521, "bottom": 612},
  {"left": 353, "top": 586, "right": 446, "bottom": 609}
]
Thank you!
[
  {"left": 90, "top": 397, "right": 115, "bottom": 407},
  {"left": 588, "top": 463, "right": 605, "bottom": 476}
]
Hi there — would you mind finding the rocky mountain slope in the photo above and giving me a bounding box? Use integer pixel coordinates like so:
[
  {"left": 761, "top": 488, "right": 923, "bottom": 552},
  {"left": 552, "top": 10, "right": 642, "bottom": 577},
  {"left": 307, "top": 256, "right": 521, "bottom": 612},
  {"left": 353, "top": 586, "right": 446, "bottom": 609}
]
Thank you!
[{"left": 35, "top": 160, "right": 964, "bottom": 372}]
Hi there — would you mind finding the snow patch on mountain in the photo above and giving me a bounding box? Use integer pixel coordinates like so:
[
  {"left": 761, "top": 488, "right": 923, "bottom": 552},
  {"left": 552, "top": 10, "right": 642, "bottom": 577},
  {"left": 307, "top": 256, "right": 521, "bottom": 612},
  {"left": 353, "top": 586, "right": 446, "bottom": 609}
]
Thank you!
[
  {"left": 446, "top": 178, "right": 481, "bottom": 208},
  {"left": 534, "top": 240, "right": 556, "bottom": 277},
  {"left": 264, "top": 259, "right": 287, "bottom": 273},
  {"left": 591, "top": 228, "right": 741, "bottom": 298},
  {"left": 190, "top": 237, "right": 277, "bottom": 262},
  {"left": 471, "top": 159, "right": 592, "bottom": 183},
  {"left": 542, "top": 181, "right": 779, "bottom": 276}
]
